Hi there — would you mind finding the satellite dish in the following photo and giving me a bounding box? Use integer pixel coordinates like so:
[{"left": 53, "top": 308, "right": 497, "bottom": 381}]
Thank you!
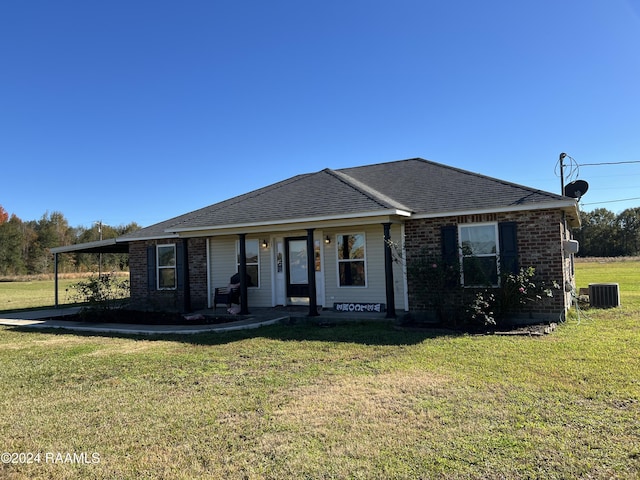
[{"left": 564, "top": 180, "right": 589, "bottom": 199}]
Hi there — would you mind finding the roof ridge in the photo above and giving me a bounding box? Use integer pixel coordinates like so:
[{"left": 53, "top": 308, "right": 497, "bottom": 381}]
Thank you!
[{"left": 326, "top": 168, "right": 413, "bottom": 212}]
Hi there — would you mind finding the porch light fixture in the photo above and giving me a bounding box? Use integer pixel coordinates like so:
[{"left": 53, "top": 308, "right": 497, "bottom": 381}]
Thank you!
[
  {"left": 324, "top": 235, "right": 331, "bottom": 245},
  {"left": 261, "top": 239, "right": 268, "bottom": 249}
]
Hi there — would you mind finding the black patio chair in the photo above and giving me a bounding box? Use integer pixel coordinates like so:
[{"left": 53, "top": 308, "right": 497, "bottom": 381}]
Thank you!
[{"left": 213, "top": 273, "right": 251, "bottom": 310}]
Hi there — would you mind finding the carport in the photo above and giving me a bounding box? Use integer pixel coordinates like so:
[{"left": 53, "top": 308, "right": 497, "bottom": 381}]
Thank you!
[{"left": 50, "top": 239, "right": 130, "bottom": 307}]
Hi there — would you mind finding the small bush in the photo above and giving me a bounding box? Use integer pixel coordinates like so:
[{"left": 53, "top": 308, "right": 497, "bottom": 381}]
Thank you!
[
  {"left": 388, "top": 241, "right": 562, "bottom": 329},
  {"left": 69, "top": 273, "right": 130, "bottom": 310},
  {"left": 468, "top": 267, "right": 560, "bottom": 327}
]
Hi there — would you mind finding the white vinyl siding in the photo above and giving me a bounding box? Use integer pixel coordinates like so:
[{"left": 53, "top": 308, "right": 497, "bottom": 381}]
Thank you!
[
  {"left": 207, "top": 225, "right": 406, "bottom": 310},
  {"left": 208, "top": 236, "right": 272, "bottom": 308},
  {"left": 324, "top": 224, "right": 405, "bottom": 307}
]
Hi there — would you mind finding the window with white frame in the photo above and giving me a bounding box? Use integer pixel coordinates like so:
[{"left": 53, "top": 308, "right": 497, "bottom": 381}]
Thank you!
[
  {"left": 157, "top": 244, "right": 176, "bottom": 290},
  {"left": 236, "top": 238, "right": 259, "bottom": 287},
  {"left": 337, "top": 233, "right": 366, "bottom": 287},
  {"left": 459, "top": 223, "right": 499, "bottom": 286}
]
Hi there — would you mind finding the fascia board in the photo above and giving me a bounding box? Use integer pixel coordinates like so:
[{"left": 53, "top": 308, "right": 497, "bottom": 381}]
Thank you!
[
  {"left": 114, "top": 233, "right": 180, "bottom": 242},
  {"left": 50, "top": 238, "right": 118, "bottom": 254},
  {"left": 171, "top": 218, "right": 403, "bottom": 238},
  {"left": 410, "top": 200, "right": 579, "bottom": 220},
  {"left": 165, "top": 209, "right": 413, "bottom": 235}
]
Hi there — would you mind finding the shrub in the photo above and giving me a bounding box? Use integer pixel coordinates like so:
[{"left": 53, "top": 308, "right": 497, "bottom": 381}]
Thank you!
[
  {"left": 69, "top": 273, "right": 130, "bottom": 310},
  {"left": 468, "top": 267, "right": 559, "bottom": 327},
  {"left": 389, "top": 240, "right": 560, "bottom": 328},
  {"left": 388, "top": 242, "right": 463, "bottom": 322}
]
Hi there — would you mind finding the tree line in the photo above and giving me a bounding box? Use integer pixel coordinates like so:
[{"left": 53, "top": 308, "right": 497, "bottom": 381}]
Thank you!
[
  {"left": 0, "top": 204, "right": 638, "bottom": 277},
  {"left": 0, "top": 205, "right": 140, "bottom": 276},
  {"left": 573, "top": 207, "right": 640, "bottom": 257}
]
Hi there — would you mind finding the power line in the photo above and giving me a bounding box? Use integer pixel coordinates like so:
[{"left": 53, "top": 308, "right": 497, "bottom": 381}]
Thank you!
[
  {"left": 582, "top": 196, "right": 640, "bottom": 206},
  {"left": 578, "top": 161, "right": 640, "bottom": 166}
]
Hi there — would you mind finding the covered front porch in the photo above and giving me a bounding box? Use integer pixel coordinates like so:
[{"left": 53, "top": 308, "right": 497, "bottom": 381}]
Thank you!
[{"left": 203, "top": 222, "right": 405, "bottom": 319}]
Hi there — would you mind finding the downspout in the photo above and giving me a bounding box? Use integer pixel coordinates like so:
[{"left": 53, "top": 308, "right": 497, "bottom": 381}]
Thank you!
[{"left": 562, "top": 210, "right": 572, "bottom": 320}]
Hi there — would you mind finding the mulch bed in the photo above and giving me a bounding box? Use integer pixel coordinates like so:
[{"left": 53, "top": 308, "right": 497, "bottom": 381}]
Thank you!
[
  {"left": 52, "top": 309, "right": 559, "bottom": 334},
  {"left": 492, "top": 322, "right": 557, "bottom": 336},
  {"left": 54, "top": 309, "right": 234, "bottom": 325},
  {"left": 397, "top": 320, "right": 558, "bottom": 336}
]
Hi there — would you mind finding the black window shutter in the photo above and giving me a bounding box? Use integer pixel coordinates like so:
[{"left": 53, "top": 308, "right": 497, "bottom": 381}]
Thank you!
[
  {"left": 441, "top": 226, "right": 458, "bottom": 287},
  {"left": 147, "top": 245, "right": 156, "bottom": 290},
  {"left": 499, "top": 222, "right": 519, "bottom": 275},
  {"left": 441, "top": 226, "right": 457, "bottom": 265},
  {"left": 176, "top": 243, "right": 184, "bottom": 289}
]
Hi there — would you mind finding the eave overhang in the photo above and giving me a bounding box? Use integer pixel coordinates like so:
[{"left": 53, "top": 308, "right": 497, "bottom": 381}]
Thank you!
[
  {"left": 108, "top": 199, "right": 580, "bottom": 244},
  {"left": 165, "top": 209, "right": 413, "bottom": 237},
  {"left": 411, "top": 200, "right": 581, "bottom": 227},
  {"left": 113, "top": 233, "right": 180, "bottom": 242}
]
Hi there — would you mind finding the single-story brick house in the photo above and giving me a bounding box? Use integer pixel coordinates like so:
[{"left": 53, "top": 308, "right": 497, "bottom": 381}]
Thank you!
[{"left": 53, "top": 158, "right": 581, "bottom": 321}]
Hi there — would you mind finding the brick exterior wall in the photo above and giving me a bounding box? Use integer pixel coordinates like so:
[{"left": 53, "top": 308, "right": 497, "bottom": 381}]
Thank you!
[
  {"left": 404, "top": 208, "right": 575, "bottom": 320},
  {"left": 129, "top": 238, "right": 208, "bottom": 312},
  {"left": 187, "top": 237, "right": 208, "bottom": 310},
  {"left": 126, "top": 207, "right": 576, "bottom": 320}
]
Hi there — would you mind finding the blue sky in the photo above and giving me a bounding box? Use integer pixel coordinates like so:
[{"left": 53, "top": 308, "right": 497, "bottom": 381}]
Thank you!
[{"left": 2, "top": 0, "right": 639, "bottom": 229}]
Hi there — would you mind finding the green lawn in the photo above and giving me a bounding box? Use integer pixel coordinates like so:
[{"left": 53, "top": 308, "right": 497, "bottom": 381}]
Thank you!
[
  {"left": 0, "top": 274, "right": 130, "bottom": 312},
  {"left": 574, "top": 258, "right": 640, "bottom": 308},
  {"left": 0, "top": 278, "right": 79, "bottom": 311},
  {"left": 0, "top": 262, "right": 638, "bottom": 479}
]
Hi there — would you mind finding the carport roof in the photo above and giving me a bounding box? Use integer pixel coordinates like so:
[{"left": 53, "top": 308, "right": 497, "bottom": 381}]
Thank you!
[{"left": 50, "top": 238, "right": 129, "bottom": 254}]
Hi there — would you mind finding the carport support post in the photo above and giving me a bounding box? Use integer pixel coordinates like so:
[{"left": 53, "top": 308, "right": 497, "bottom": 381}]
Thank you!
[
  {"left": 238, "top": 234, "right": 249, "bottom": 315},
  {"left": 383, "top": 223, "right": 396, "bottom": 318},
  {"left": 306, "top": 228, "right": 319, "bottom": 316},
  {"left": 54, "top": 252, "right": 59, "bottom": 308}
]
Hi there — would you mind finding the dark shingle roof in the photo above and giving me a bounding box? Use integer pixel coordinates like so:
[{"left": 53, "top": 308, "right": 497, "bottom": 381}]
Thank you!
[
  {"left": 120, "top": 158, "right": 574, "bottom": 240},
  {"left": 338, "top": 158, "right": 565, "bottom": 213}
]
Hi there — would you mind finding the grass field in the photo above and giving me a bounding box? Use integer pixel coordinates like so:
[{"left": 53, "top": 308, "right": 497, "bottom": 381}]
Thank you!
[
  {"left": 0, "top": 279, "right": 79, "bottom": 311},
  {"left": 0, "top": 273, "right": 129, "bottom": 312},
  {"left": 0, "top": 262, "right": 638, "bottom": 479},
  {"left": 574, "top": 257, "right": 640, "bottom": 308}
]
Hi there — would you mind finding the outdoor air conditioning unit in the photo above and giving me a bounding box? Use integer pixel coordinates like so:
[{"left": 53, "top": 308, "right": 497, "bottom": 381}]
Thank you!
[{"left": 589, "top": 283, "right": 621, "bottom": 308}]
